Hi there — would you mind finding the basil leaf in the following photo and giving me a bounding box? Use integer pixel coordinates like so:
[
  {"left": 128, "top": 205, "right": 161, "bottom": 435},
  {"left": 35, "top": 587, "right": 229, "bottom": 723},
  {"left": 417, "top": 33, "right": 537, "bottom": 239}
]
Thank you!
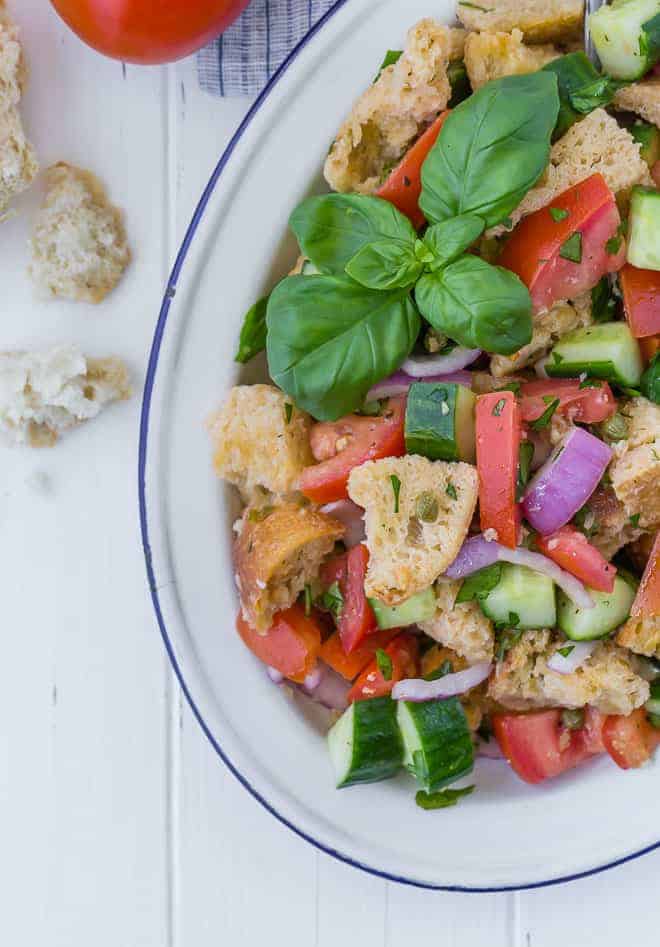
[
  {"left": 419, "top": 72, "right": 559, "bottom": 228},
  {"left": 591, "top": 276, "right": 617, "bottom": 323},
  {"left": 415, "top": 255, "right": 532, "bottom": 355},
  {"left": 266, "top": 274, "right": 420, "bottom": 420},
  {"left": 415, "top": 785, "right": 475, "bottom": 810},
  {"left": 456, "top": 563, "right": 503, "bottom": 604},
  {"left": 345, "top": 239, "right": 422, "bottom": 290},
  {"left": 542, "top": 53, "right": 621, "bottom": 138},
  {"left": 289, "top": 194, "right": 416, "bottom": 276},
  {"left": 235, "top": 296, "right": 268, "bottom": 363},
  {"left": 640, "top": 13, "right": 660, "bottom": 72},
  {"left": 374, "top": 49, "right": 402, "bottom": 83},
  {"left": 423, "top": 214, "right": 485, "bottom": 269},
  {"left": 516, "top": 440, "right": 534, "bottom": 501},
  {"left": 641, "top": 353, "right": 660, "bottom": 405}
]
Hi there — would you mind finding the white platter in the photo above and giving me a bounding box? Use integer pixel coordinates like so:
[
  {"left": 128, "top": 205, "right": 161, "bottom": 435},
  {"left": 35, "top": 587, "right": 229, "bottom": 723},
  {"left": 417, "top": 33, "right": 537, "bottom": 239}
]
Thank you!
[{"left": 139, "top": 0, "right": 660, "bottom": 890}]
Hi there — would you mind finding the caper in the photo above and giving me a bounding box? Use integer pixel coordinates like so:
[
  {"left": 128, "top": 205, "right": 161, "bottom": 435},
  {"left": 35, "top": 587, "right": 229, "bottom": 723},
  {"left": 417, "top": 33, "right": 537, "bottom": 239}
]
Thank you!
[
  {"left": 415, "top": 491, "right": 439, "bottom": 523},
  {"left": 600, "top": 411, "right": 629, "bottom": 442},
  {"left": 561, "top": 708, "right": 585, "bottom": 731}
]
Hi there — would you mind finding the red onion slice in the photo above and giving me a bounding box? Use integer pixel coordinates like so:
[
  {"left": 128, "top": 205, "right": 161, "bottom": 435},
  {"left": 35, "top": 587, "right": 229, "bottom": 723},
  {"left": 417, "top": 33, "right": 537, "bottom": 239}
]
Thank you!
[
  {"left": 522, "top": 427, "right": 613, "bottom": 536},
  {"left": 403, "top": 347, "right": 481, "bottom": 377},
  {"left": 546, "top": 641, "right": 596, "bottom": 675},
  {"left": 267, "top": 666, "right": 284, "bottom": 684},
  {"left": 392, "top": 662, "right": 492, "bottom": 702},
  {"left": 320, "top": 499, "right": 365, "bottom": 548},
  {"left": 477, "top": 739, "right": 505, "bottom": 760},
  {"left": 302, "top": 662, "right": 351, "bottom": 712},
  {"left": 367, "top": 369, "right": 471, "bottom": 401},
  {"left": 445, "top": 534, "right": 501, "bottom": 579}
]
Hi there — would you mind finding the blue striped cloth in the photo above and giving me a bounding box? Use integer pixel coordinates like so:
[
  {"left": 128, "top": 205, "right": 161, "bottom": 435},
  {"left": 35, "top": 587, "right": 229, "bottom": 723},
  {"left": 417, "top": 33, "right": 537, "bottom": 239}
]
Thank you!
[{"left": 197, "top": 0, "right": 337, "bottom": 96}]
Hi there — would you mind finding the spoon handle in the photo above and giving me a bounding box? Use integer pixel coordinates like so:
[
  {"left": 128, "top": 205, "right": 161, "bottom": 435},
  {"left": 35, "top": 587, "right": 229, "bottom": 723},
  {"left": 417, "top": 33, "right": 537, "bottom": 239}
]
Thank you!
[{"left": 584, "top": 0, "right": 605, "bottom": 66}]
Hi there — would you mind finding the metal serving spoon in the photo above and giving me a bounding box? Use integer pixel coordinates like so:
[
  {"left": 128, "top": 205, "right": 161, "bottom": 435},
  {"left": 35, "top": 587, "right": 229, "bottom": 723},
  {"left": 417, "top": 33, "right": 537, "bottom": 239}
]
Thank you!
[{"left": 584, "top": 0, "right": 605, "bottom": 66}]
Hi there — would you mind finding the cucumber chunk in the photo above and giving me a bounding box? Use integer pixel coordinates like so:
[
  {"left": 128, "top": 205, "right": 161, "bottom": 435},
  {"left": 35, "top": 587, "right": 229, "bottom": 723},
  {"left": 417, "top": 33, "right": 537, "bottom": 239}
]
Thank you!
[
  {"left": 369, "top": 587, "right": 436, "bottom": 630},
  {"left": 557, "top": 574, "right": 637, "bottom": 640},
  {"left": 397, "top": 697, "right": 474, "bottom": 793},
  {"left": 627, "top": 186, "right": 660, "bottom": 271},
  {"left": 590, "top": 0, "right": 660, "bottom": 80},
  {"left": 631, "top": 120, "right": 660, "bottom": 167},
  {"left": 478, "top": 564, "right": 557, "bottom": 630},
  {"left": 327, "top": 697, "right": 403, "bottom": 788},
  {"left": 546, "top": 322, "right": 643, "bottom": 387},
  {"left": 405, "top": 381, "right": 476, "bottom": 462}
]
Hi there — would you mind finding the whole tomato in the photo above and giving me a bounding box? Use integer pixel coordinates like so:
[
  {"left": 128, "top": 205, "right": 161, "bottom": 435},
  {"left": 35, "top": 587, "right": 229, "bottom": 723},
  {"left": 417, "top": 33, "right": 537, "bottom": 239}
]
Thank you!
[{"left": 50, "top": 0, "right": 252, "bottom": 64}]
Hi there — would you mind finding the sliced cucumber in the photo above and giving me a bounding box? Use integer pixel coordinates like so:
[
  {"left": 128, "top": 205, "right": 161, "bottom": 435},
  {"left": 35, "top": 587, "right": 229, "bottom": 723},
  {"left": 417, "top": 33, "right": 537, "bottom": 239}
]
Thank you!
[
  {"left": 397, "top": 697, "right": 474, "bottom": 793},
  {"left": 557, "top": 574, "right": 637, "bottom": 640},
  {"left": 627, "top": 186, "right": 660, "bottom": 271},
  {"left": 546, "top": 322, "right": 643, "bottom": 387},
  {"left": 405, "top": 381, "right": 476, "bottom": 462},
  {"left": 327, "top": 697, "right": 403, "bottom": 788},
  {"left": 301, "top": 259, "right": 320, "bottom": 275},
  {"left": 631, "top": 120, "right": 660, "bottom": 167},
  {"left": 590, "top": 0, "right": 660, "bottom": 80},
  {"left": 478, "top": 564, "right": 557, "bottom": 630},
  {"left": 369, "top": 587, "right": 436, "bottom": 630}
]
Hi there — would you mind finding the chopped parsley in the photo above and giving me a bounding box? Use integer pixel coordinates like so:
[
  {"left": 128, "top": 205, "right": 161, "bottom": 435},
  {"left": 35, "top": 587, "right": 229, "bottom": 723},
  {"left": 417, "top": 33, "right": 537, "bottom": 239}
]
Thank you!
[
  {"left": 516, "top": 440, "right": 534, "bottom": 501},
  {"left": 605, "top": 234, "right": 622, "bottom": 255},
  {"left": 630, "top": 513, "right": 641, "bottom": 527},
  {"left": 530, "top": 397, "right": 560, "bottom": 431},
  {"left": 424, "top": 659, "right": 453, "bottom": 682},
  {"left": 579, "top": 378, "right": 602, "bottom": 389},
  {"left": 375, "top": 648, "right": 393, "bottom": 681},
  {"left": 284, "top": 402, "right": 293, "bottom": 424},
  {"left": 497, "top": 381, "right": 521, "bottom": 395},
  {"left": 591, "top": 276, "right": 617, "bottom": 323},
  {"left": 552, "top": 351, "right": 564, "bottom": 365},
  {"left": 559, "top": 232, "right": 582, "bottom": 263},
  {"left": 415, "top": 785, "right": 475, "bottom": 810},
  {"left": 321, "top": 581, "right": 344, "bottom": 618},
  {"left": 304, "top": 583, "right": 313, "bottom": 617},
  {"left": 549, "top": 206, "right": 569, "bottom": 222},
  {"left": 495, "top": 626, "right": 522, "bottom": 663},
  {"left": 558, "top": 645, "right": 575, "bottom": 658},
  {"left": 446, "top": 481, "right": 458, "bottom": 500},
  {"left": 492, "top": 397, "right": 507, "bottom": 416},
  {"left": 390, "top": 474, "right": 402, "bottom": 514}
]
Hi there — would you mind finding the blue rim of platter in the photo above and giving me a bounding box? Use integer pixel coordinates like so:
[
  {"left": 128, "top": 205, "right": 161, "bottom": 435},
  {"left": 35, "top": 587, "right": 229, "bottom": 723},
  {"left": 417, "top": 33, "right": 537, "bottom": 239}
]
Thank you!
[{"left": 138, "top": 0, "right": 660, "bottom": 892}]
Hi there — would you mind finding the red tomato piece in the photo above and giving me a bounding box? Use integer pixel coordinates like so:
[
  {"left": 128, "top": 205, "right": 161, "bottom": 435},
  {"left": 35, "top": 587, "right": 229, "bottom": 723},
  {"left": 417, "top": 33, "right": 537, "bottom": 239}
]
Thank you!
[
  {"left": 376, "top": 112, "right": 450, "bottom": 229},
  {"left": 320, "top": 544, "right": 378, "bottom": 654},
  {"left": 631, "top": 532, "right": 660, "bottom": 619},
  {"left": 499, "top": 174, "right": 625, "bottom": 313},
  {"left": 640, "top": 335, "right": 660, "bottom": 364},
  {"left": 300, "top": 397, "right": 406, "bottom": 504},
  {"left": 535, "top": 526, "right": 616, "bottom": 593},
  {"left": 520, "top": 378, "right": 616, "bottom": 426},
  {"left": 602, "top": 709, "right": 660, "bottom": 770},
  {"left": 347, "top": 632, "right": 420, "bottom": 702},
  {"left": 493, "top": 709, "right": 605, "bottom": 784},
  {"left": 619, "top": 263, "right": 660, "bottom": 339},
  {"left": 236, "top": 605, "right": 322, "bottom": 684},
  {"left": 319, "top": 628, "right": 400, "bottom": 681},
  {"left": 475, "top": 391, "right": 521, "bottom": 548}
]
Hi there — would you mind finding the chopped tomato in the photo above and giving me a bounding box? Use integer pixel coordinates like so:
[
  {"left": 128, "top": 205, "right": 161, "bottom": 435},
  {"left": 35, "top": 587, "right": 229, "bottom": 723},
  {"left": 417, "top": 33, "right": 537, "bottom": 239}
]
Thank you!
[
  {"left": 619, "top": 263, "right": 660, "bottom": 339},
  {"left": 631, "top": 531, "right": 660, "bottom": 619},
  {"left": 376, "top": 112, "right": 450, "bottom": 229},
  {"left": 299, "top": 397, "right": 406, "bottom": 504},
  {"left": 475, "top": 391, "right": 521, "bottom": 548},
  {"left": 236, "top": 605, "right": 322, "bottom": 684},
  {"left": 535, "top": 526, "right": 616, "bottom": 593},
  {"left": 493, "top": 709, "right": 605, "bottom": 784},
  {"left": 320, "top": 544, "right": 378, "bottom": 653},
  {"left": 320, "top": 627, "right": 400, "bottom": 680},
  {"left": 602, "top": 708, "right": 660, "bottom": 770},
  {"left": 347, "top": 631, "right": 420, "bottom": 702},
  {"left": 520, "top": 378, "right": 616, "bottom": 426},
  {"left": 499, "top": 174, "right": 625, "bottom": 313},
  {"left": 640, "top": 335, "right": 660, "bottom": 364}
]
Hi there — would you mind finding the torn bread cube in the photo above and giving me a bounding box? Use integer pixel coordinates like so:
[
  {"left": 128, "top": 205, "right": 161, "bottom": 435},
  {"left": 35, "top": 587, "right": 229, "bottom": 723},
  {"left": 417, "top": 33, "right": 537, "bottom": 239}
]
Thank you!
[
  {"left": 618, "top": 616, "right": 660, "bottom": 660},
  {"left": 0, "top": 345, "right": 131, "bottom": 446},
  {"left": 29, "top": 162, "right": 130, "bottom": 303},
  {"left": 586, "top": 485, "right": 644, "bottom": 560},
  {"left": 0, "top": 104, "right": 37, "bottom": 217},
  {"left": 456, "top": 0, "right": 584, "bottom": 43},
  {"left": 613, "top": 79, "right": 660, "bottom": 129},
  {"left": 324, "top": 18, "right": 452, "bottom": 194},
  {"left": 490, "top": 298, "right": 590, "bottom": 376},
  {"left": 208, "top": 384, "right": 314, "bottom": 502},
  {"left": 609, "top": 397, "right": 660, "bottom": 531},
  {"left": 347, "top": 455, "right": 478, "bottom": 606},
  {"left": 0, "top": 6, "right": 24, "bottom": 112},
  {"left": 418, "top": 579, "right": 494, "bottom": 664},
  {"left": 464, "top": 29, "right": 558, "bottom": 91},
  {"left": 234, "top": 503, "right": 344, "bottom": 632}
]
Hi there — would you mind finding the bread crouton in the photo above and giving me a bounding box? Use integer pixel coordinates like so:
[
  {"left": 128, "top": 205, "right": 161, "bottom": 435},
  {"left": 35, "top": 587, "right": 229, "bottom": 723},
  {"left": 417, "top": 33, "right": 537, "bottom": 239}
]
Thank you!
[
  {"left": 618, "top": 616, "right": 660, "bottom": 659},
  {"left": 208, "top": 384, "right": 314, "bottom": 502},
  {"left": 419, "top": 579, "right": 494, "bottom": 663},
  {"left": 0, "top": 104, "right": 37, "bottom": 217},
  {"left": 609, "top": 397, "right": 660, "bottom": 531},
  {"left": 234, "top": 503, "right": 344, "bottom": 632},
  {"left": 586, "top": 485, "right": 644, "bottom": 560},
  {"left": 347, "top": 455, "right": 478, "bottom": 605},
  {"left": 29, "top": 162, "right": 130, "bottom": 302},
  {"left": 324, "top": 19, "right": 452, "bottom": 194},
  {"left": 0, "top": 8, "right": 24, "bottom": 112},
  {"left": 471, "top": 371, "right": 525, "bottom": 394},
  {"left": 490, "top": 298, "right": 590, "bottom": 376},
  {"left": 0, "top": 345, "right": 131, "bottom": 446},
  {"left": 488, "top": 629, "right": 649, "bottom": 715},
  {"left": 456, "top": 0, "right": 583, "bottom": 43},
  {"left": 613, "top": 79, "right": 660, "bottom": 129},
  {"left": 621, "top": 396, "right": 660, "bottom": 449},
  {"left": 448, "top": 27, "right": 468, "bottom": 61},
  {"left": 464, "top": 29, "right": 558, "bottom": 91}
]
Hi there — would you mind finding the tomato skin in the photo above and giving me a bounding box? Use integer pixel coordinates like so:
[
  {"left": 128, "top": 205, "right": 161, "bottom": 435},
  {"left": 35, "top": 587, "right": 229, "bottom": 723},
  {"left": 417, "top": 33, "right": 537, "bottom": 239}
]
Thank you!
[
  {"left": 620, "top": 264, "right": 660, "bottom": 339},
  {"left": 236, "top": 605, "right": 322, "bottom": 684},
  {"left": 50, "top": 0, "right": 250, "bottom": 64},
  {"left": 499, "top": 174, "right": 624, "bottom": 313},
  {"left": 299, "top": 397, "right": 406, "bottom": 504},
  {"left": 631, "top": 531, "right": 660, "bottom": 619},
  {"left": 320, "top": 628, "right": 400, "bottom": 680},
  {"left": 639, "top": 335, "right": 660, "bottom": 364},
  {"left": 535, "top": 526, "right": 616, "bottom": 593},
  {"left": 520, "top": 378, "right": 616, "bottom": 426},
  {"left": 602, "top": 709, "right": 660, "bottom": 770},
  {"left": 376, "top": 112, "right": 450, "bottom": 229},
  {"left": 347, "top": 632, "right": 420, "bottom": 702},
  {"left": 320, "top": 545, "right": 378, "bottom": 654},
  {"left": 475, "top": 391, "right": 521, "bottom": 548}
]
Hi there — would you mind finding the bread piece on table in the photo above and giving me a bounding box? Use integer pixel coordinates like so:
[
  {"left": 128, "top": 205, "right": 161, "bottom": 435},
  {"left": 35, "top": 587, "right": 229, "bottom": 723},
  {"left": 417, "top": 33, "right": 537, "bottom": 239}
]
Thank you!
[
  {"left": 613, "top": 80, "right": 660, "bottom": 129},
  {"left": 29, "top": 162, "right": 130, "bottom": 302},
  {"left": 456, "top": 0, "right": 584, "bottom": 43},
  {"left": 0, "top": 104, "right": 37, "bottom": 217},
  {"left": 419, "top": 579, "right": 494, "bottom": 664},
  {"left": 464, "top": 29, "right": 558, "bottom": 91}
]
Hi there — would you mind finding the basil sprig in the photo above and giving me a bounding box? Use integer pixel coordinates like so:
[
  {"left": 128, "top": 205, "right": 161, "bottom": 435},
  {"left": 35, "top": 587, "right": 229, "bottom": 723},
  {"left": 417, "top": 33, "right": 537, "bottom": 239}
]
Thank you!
[{"left": 542, "top": 53, "right": 623, "bottom": 139}]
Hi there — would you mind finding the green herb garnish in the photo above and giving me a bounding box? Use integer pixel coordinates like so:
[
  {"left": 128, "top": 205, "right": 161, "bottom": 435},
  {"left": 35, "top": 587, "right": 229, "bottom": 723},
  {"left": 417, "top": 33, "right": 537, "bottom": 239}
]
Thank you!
[
  {"left": 390, "top": 474, "right": 402, "bottom": 514},
  {"left": 549, "top": 207, "right": 569, "bottom": 222},
  {"left": 304, "top": 584, "right": 313, "bottom": 617},
  {"left": 530, "top": 397, "right": 560, "bottom": 430},
  {"left": 558, "top": 645, "right": 575, "bottom": 658},
  {"left": 376, "top": 648, "right": 393, "bottom": 681},
  {"left": 446, "top": 481, "right": 458, "bottom": 500},
  {"left": 456, "top": 563, "right": 502, "bottom": 603},
  {"left": 424, "top": 659, "right": 454, "bottom": 682},
  {"left": 559, "top": 232, "right": 582, "bottom": 263},
  {"left": 415, "top": 785, "right": 475, "bottom": 810},
  {"left": 630, "top": 513, "right": 641, "bottom": 528},
  {"left": 493, "top": 398, "right": 506, "bottom": 417},
  {"left": 284, "top": 402, "right": 293, "bottom": 424},
  {"left": 321, "top": 581, "right": 344, "bottom": 618}
]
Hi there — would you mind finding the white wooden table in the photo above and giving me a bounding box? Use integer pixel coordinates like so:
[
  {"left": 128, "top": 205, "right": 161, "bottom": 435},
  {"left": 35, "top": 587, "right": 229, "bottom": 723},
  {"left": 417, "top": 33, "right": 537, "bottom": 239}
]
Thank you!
[{"left": 3, "top": 3, "right": 660, "bottom": 944}]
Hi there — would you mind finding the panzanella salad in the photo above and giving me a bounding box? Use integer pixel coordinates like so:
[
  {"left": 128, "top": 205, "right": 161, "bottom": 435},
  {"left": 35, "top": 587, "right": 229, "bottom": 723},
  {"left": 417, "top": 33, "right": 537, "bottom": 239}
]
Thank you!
[{"left": 209, "top": 1, "right": 660, "bottom": 808}]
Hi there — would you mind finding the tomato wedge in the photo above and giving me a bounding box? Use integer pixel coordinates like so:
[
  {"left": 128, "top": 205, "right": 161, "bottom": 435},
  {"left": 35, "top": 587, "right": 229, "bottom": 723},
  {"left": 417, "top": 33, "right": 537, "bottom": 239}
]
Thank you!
[
  {"left": 619, "top": 263, "right": 660, "bottom": 339},
  {"left": 475, "top": 391, "right": 521, "bottom": 548},
  {"left": 320, "top": 627, "right": 400, "bottom": 680},
  {"left": 299, "top": 397, "right": 406, "bottom": 504},
  {"left": 493, "top": 708, "right": 605, "bottom": 784},
  {"left": 499, "top": 173, "right": 625, "bottom": 313},
  {"left": 347, "top": 631, "right": 420, "bottom": 702},
  {"left": 236, "top": 605, "right": 322, "bottom": 684},
  {"left": 376, "top": 111, "right": 450, "bottom": 229},
  {"left": 535, "top": 525, "right": 616, "bottom": 593},
  {"left": 519, "top": 378, "right": 616, "bottom": 426},
  {"left": 602, "top": 708, "right": 660, "bottom": 770},
  {"left": 320, "top": 544, "right": 378, "bottom": 654},
  {"left": 631, "top": 531, "right": 660, "bottom": 619},
  {"left": 640, "top": 335, "right": 660, "bottom": 364}
]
